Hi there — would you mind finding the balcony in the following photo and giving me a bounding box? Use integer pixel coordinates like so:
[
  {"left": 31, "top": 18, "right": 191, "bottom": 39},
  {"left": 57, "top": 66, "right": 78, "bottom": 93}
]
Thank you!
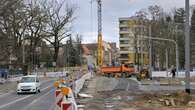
[
  {"left": 119, "top": 44, "right": 129, "bottom": 47},
  {"left": 119, "top": 37, "right": 129, "bottom": 41},
  {"left": 120, "top": 51, "right": 129, "bottom": 54},
  {"left": 119, "top": 23, "right": 128, "bottom": 28},
  {"left": 119, "top": 30, "right": 129, "bottom": 34}
]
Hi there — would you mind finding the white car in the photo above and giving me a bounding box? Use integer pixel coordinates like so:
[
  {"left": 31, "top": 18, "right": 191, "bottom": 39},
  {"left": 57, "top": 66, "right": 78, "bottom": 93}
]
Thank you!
[{"left": 17, "top": 75, "right": 40, "bottom": 94}]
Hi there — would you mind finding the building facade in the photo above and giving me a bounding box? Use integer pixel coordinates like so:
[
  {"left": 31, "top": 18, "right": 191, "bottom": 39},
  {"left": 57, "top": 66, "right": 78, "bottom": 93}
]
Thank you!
[
  {"left": 119, "top": 17, "right": 149, "bottom": 65},
  {"left": 82, "top": 42, "right": 118, "bottom": 66}
]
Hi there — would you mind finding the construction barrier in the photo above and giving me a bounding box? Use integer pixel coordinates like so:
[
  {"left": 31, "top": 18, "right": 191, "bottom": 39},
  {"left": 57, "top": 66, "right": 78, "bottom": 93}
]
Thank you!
[
  {"left": 54, "top": 87, "right": 77, "bottom": 110},
  {"left": 53, "top": 72, "right": 92, "bottom": 110},
  {"left": 74, "top": 72, "right": 92, "bottom": 95},
  {"left": 44, "top": 71, "right": 67, "bottom": 77},
  {"left": 53, "top": 74, "right": 77, "bottom": 110},
  {"left": 55, "top": 90, "right": 63, "bottom": 110}
]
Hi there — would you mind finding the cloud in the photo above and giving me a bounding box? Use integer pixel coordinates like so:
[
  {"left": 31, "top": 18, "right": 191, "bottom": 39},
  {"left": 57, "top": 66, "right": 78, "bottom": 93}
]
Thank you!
[
  {"left": 70, "top": 0, "right": 195, "bottom": 47},
  {"left": 81, "top": 32, "right": 97, "bottom": 43}
]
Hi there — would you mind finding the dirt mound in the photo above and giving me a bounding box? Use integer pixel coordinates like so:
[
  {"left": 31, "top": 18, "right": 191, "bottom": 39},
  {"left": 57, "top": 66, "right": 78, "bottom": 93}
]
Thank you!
[{"left": 127, "top": 91, "right": 192, "bottom": 109}]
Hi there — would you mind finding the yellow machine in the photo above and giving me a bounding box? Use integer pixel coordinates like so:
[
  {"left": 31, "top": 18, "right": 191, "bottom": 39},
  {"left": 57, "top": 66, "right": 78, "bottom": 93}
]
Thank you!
[{"left": 97, "top": 0, "right": 103, "bottom": 66}]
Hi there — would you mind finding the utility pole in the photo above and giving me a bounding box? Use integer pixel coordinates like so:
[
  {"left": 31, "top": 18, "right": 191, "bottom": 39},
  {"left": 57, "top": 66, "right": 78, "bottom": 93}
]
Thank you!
[
  {"left": 149, "top": 26, "right": 152, "bottom": 79},
  {"left": 166, "top": 48, "right": 169, "bottom": 77},
  {"left": 185, "top": 0, "right": 190, "bottom": 94},
  {"left": 22, "top": 41, "right": 25, "bottom": 65},
  {"left": 176, "top": 43, "right": 179, "bottom": 76},
  {"left": 175, "top": 25, "right": 179, "bottom": 76},
  {"left": 140, "top": 26, "right": 144, "bottom": 69}
]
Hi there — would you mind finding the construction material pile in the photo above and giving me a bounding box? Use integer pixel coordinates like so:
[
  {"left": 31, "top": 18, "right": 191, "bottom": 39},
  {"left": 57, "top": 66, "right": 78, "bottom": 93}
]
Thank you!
[{"left": 125, "top": 91, "right": 195, "bottom": 110}]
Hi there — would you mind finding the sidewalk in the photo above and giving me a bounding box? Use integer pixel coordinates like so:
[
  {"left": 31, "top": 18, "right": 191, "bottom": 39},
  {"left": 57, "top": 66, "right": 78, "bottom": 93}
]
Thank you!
[{"left": 0, "top": 81, "right": 16, "bottom": 95}]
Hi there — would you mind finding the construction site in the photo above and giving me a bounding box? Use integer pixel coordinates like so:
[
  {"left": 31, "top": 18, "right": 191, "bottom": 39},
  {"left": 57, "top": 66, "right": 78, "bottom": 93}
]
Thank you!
[
  {"left": 0, "top": 0, "right": 195, "bottom": 110},
  {"left": 76, "top": 76, "right": 195, "bottom": 110}
]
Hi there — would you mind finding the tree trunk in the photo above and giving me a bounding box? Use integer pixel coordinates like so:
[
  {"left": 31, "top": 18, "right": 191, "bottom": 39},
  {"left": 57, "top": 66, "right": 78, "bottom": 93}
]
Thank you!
[{"left": 53, "top": 46, "right": 59, "bottom": 64}]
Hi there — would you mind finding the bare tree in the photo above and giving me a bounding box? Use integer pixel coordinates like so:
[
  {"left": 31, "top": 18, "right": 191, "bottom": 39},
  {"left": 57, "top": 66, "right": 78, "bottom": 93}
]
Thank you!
[
  {"left": 0, "top": 0, "right": 26, "bottom": 65},
  {"left": 42, "top": 0, "right": 75, "bottom": 65},
  {"left": 135, "top": 9, "right": 148, "bottom": 20},
  {"left": 24, "top": 0, "right": 48, "bottom": 69}
]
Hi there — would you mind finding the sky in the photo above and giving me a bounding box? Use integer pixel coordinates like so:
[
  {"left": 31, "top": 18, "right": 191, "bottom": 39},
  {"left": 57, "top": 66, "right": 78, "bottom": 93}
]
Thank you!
[{"left": 69, "top": 0, "right": 195, "bottom": 47}]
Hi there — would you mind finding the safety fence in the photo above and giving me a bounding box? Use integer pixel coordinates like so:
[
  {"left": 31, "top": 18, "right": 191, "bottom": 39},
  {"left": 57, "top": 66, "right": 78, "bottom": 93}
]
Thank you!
[{"left": 53, "top": 72, "right": 92, "bottom": 110}]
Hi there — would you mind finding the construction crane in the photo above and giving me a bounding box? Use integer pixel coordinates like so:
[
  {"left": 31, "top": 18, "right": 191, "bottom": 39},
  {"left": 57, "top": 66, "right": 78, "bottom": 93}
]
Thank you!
[{"left": 97, "top": 0, "right": 103, "bottom": 66}]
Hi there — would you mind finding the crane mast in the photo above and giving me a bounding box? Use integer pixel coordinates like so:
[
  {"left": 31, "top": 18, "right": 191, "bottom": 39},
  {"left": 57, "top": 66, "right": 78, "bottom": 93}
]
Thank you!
[{"left": 97, "top": 0, "right": 103, "bottom": 66}]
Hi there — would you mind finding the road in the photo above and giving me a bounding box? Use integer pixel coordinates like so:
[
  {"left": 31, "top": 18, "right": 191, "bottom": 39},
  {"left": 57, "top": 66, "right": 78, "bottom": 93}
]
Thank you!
[
  {"left": 0, "top": 78, "right": 56, "bottom": 110},
  {"left": 114, "top": 78, "right": 139, "bottom": 91}
]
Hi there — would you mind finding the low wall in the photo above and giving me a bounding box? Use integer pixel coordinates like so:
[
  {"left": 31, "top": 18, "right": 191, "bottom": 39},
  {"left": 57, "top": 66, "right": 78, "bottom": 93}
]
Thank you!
[
  {"left": 74, "top": 72, "right": 92, "bottom": 95},
  {"left": 152, "top": 71, "right": 195, "bottom": 78}
]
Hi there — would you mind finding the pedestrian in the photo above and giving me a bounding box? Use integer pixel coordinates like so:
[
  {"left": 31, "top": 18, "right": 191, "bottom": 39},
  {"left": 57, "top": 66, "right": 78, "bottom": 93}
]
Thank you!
[{"left": 170, "top": 65, "right": 176, "bottom": 78}]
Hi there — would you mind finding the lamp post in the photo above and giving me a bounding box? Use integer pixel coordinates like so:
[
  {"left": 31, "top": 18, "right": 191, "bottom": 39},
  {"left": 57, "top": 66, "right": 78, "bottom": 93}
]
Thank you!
[
  {"left": 185, "top": 0, "right": 190, "bottom": 94},
  {"left": 141, "top": 36, "right": 179, "bottom": 76}
]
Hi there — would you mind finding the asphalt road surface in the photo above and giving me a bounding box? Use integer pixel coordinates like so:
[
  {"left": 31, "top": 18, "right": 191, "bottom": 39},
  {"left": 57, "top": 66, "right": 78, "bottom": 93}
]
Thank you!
[
  {"left": 0, "top": 79, "right": 56, "bottom": 110},
  {"left": 114, "top": 78, "right": 139, "bottom": 91}
]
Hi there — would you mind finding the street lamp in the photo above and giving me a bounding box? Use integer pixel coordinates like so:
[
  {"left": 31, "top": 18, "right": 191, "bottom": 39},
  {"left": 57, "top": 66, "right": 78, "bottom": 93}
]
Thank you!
[
  {"left": 129, "top": 24, "right": 179, "bottom": 78},
  {"left": 141, "top": 35, "right": 179, "bottom": 76},
  {"left": 185, "top": 0, "right": 190, "bottom": 94}
]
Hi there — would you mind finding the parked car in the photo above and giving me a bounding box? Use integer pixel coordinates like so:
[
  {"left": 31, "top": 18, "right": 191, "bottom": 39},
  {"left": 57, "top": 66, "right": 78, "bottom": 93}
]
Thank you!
[{"left": 17, "top": 75, "right": 40, "bottom": 94}]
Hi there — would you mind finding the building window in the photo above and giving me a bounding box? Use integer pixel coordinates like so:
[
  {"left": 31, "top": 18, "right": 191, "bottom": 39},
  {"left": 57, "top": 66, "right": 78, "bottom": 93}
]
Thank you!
[
  {"left": 120, "top": 47, "right": 129, "bottom": 51},
  {"left": 120, "top": 20, "right": 128, "bottom": 25},
  {"left": 120, "top": 27, "right": 128, "bottom": 31},
  {"left": 120, "top": 54, "right": 128, "bottom": 58},
  {"left": 120, "top": 34, "right": 129, "bottom": 38},
  {"left": 120, "top": 40, "right": 129, "bottom": 44}
]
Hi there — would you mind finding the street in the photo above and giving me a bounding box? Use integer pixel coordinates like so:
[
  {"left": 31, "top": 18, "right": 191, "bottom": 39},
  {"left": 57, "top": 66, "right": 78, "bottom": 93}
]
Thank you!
[
  {"left": 0, "top": 79, "right": 55, "bottom": 110},
  {"left": 0, "top": 0, "right": 195, "bottom": 110}
]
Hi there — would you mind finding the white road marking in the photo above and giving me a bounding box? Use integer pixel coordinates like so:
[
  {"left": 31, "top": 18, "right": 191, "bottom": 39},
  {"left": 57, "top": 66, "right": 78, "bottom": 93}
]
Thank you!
[
  {"left": 0, "top": 90, "right": 14, "bottom": 98},
  {"left": 0, "top": 94, "right": 32, "bottom": 109},
  {"left": 41, "top": 85, "right": 51, "bottom": 91},
  {"left": 0, "top": 85, "right": 51, "bottom": 109},
  {"left": 21, "top": 90, "right": 51, "bottom": 110},
  {"left": 126, "top": 82, "right": 130, "bottom": 91}
]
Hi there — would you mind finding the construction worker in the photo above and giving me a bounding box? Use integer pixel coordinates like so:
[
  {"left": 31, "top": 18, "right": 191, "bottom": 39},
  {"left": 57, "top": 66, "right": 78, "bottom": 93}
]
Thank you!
[{"left": 170, "top": 65, "right": 176, "bottom": 78}]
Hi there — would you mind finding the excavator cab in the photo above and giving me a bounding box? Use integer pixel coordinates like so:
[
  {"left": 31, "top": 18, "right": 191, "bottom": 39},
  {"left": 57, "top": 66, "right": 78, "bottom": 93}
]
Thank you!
[{"left": 136, "top": 66, "right": 150, "bottom": 81}]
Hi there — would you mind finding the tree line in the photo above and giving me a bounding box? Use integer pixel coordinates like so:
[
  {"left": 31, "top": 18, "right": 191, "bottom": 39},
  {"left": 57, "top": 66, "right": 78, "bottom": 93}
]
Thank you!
[
  {"left": 0, "top": 0, "right": 82, "bottom": 71},
  {"left": 131, "top": 5, "right": 195, "bottom": 70}
]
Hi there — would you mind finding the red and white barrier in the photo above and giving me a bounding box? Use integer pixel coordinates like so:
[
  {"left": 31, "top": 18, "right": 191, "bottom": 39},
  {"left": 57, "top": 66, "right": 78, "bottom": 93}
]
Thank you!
[
  {"left": 55, "top": 90, "right": 64, "bottom": 109},
  {"left": 54, "top": 88, "right": 77, "bottom": 110},
  {"left": 61, "top": 103, "right": 72, "bottom": 110},
  {"left": 54, "top": 72, "right": 92, "bottom": 110}
]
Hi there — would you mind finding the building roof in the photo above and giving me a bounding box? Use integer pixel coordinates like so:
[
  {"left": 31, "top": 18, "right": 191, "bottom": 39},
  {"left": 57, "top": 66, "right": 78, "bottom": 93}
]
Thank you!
[
  {"left": 82, "top": 44, "right": 90, "bottom": 55},
  {"left": 82, "top": 42, "right": 117, "bottom": 55}
]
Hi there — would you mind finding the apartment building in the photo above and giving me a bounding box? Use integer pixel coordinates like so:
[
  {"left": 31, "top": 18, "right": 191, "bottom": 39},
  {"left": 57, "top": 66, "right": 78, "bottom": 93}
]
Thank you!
[{"left": 119, "top": 17, "right": 149, "bottom": 65}]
